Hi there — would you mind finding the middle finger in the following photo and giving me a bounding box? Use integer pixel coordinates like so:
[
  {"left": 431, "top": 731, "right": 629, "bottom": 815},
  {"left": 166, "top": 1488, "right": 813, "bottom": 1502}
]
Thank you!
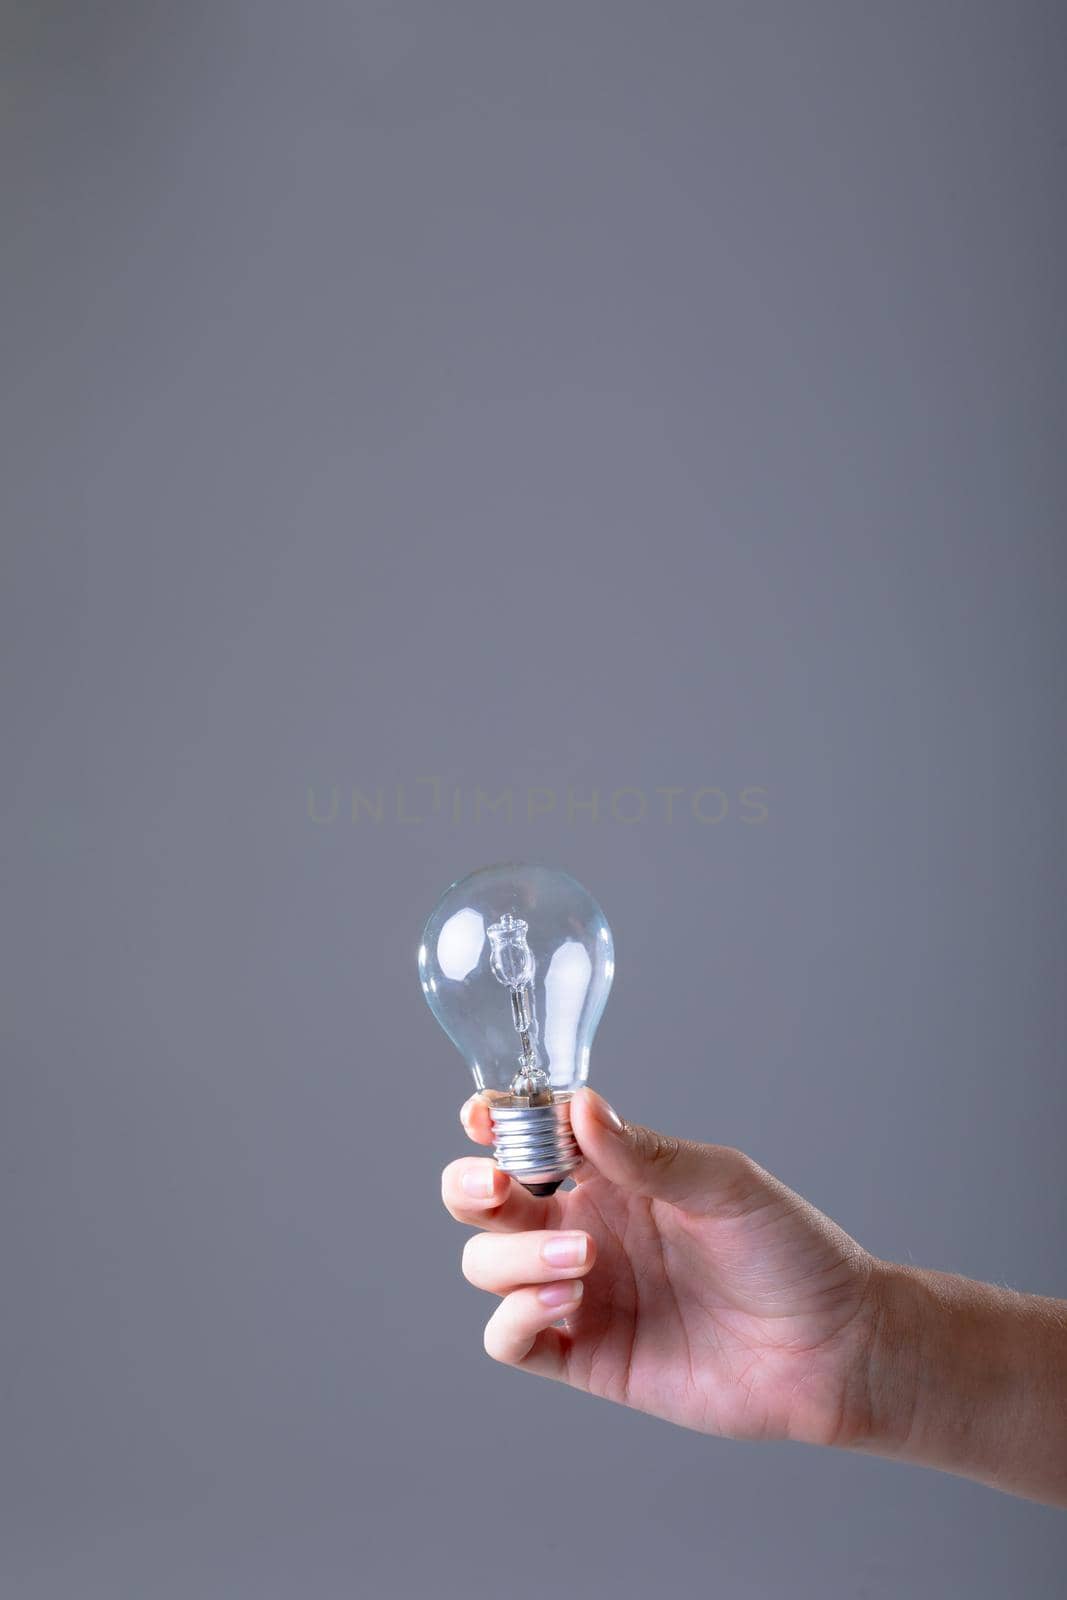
[{"left": 462, "top": 1229, "right": 596, "bottom": 1294}]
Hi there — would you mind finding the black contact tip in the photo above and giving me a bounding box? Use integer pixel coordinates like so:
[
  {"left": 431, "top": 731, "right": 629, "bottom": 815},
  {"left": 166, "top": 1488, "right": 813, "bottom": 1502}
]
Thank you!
[{"left": 522, "top": 1179, "right": 564, "bottom": 1197}]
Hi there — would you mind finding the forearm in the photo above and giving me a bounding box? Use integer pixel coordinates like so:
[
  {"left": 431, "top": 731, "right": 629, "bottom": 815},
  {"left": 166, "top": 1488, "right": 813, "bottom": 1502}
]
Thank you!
[{"left": 858, "top": 1261, "right": 1067, "bottom": 1506}]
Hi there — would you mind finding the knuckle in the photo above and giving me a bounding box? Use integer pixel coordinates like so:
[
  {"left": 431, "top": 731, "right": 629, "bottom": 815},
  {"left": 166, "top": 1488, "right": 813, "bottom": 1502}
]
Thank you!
[
  {"left": 483, "top": 1322, "right": 507, "bottom": 1363},
  {"left": 640, "top": 1126, "right": 682, "bottom": 1170},
  {"left": 440, "top": 1161, "right": 464, "bottom": 1201},
  {"left": 710, "top": 1145, "right": 769, "bottom": 1215},
  {"left": 718, "top": 1144, "right": 759, "bottom": 1188},
  {"left": 461, "top": 1235, "right": 485, "bottom": 1283}
]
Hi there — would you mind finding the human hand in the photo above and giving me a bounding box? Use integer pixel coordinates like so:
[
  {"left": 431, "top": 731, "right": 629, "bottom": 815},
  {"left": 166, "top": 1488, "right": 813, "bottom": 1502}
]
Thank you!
[{"left": 442, "top": 1089, "right": 881, "bottom": 1448}]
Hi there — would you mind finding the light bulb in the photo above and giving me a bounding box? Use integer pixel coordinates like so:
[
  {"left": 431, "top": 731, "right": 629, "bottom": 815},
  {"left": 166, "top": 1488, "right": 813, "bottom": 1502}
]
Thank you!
[{"left": 418, "top": 864, "right": 615, "bottom": 1195}]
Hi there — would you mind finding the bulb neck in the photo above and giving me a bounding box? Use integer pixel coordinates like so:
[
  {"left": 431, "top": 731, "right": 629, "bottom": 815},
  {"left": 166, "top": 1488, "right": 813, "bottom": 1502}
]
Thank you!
[{"left": 488, "top": 1091, "right": 580, "bottom": 1195}]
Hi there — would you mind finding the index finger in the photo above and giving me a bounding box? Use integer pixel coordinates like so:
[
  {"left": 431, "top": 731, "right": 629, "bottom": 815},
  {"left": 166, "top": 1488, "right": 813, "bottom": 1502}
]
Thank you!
[
  {"left": 459, "top": 1094, "right": 493, "bottom": 1146},
  {"left": 441, "top": 1158, "right": 563, "bottom": 1233}
]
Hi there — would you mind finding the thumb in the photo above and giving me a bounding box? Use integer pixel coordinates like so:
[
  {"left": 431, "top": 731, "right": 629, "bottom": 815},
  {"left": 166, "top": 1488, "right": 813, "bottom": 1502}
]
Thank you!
[{"left": 570, "top": 1088, "right": 771, "bottom": 1218}]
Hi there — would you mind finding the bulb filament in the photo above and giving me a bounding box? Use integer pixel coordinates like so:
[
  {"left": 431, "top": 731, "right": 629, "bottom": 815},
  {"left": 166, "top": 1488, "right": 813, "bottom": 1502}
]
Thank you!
[{"left": 487, "top": 914, "right": 548, "bottom": 1096}]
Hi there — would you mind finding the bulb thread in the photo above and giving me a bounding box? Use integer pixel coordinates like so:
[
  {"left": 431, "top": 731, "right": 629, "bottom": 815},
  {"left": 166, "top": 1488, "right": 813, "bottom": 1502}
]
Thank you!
[{"left": 489, "top": 1097, "right": 580, "bottom": 1187}]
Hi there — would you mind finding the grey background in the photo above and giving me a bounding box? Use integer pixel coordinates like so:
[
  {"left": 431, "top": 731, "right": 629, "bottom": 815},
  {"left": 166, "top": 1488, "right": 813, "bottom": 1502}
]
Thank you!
[{"left": 2, "top": 2, "right": 1065, "bottom": 1595}]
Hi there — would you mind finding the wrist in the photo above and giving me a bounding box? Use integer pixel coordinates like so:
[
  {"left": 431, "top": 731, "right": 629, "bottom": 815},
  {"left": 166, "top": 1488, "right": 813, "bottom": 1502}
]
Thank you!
[
  {"left": 849, "top": 1258, "right": 1067, "bottom": 1505},
  {"left": 851, "top": 1259, "right": 927, "bottom": 1457}
]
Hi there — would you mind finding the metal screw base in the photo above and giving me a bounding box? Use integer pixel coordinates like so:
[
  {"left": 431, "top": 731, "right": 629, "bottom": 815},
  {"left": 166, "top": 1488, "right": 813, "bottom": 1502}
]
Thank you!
[{"left": 489, "top": 1093, "right": 580, "bottom": 1194}]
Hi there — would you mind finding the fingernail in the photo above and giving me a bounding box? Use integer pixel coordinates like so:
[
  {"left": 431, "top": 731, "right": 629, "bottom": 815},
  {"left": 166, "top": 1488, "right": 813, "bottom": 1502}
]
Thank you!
[
  {"left": 538, "top": 1280, "right": 583, "bottom": 1308},
  {"left": 588, "top": 1091, "right": 623, "bottom": 1132},
  {"left": 541, "top": 1233, "right": 587, "bottom": 1269},
  {"left": 461, "top": 1167, "right": 495, "bottom": 1198}
]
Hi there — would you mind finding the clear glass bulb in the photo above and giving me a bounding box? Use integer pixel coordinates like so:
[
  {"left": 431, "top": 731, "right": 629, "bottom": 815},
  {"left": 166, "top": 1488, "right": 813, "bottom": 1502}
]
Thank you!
[{"left": 418, "top": 864, "right": 614, "bottom": 1193}]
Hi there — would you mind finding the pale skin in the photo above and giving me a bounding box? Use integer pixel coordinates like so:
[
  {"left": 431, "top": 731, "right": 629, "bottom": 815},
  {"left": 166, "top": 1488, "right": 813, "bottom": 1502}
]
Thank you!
[{"left": 443, "top": 1088, "right": 1067, "bottom": 1508}]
